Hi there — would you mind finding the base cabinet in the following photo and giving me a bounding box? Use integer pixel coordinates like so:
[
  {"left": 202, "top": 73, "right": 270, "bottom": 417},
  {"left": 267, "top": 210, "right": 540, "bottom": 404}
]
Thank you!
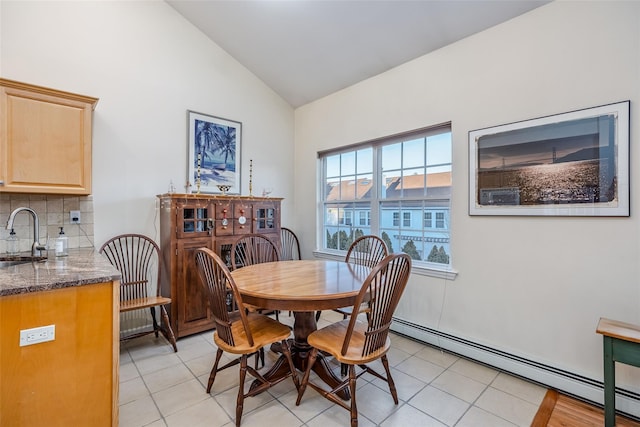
[
  {"left": 176, "top": 238, "right": 214, "bottom": 336},
  {"left": 0, "top": 282, "right": 119, "bottom": 426},
  {"left": 158, "top": 194, "right": 282, "bottom": 338}
]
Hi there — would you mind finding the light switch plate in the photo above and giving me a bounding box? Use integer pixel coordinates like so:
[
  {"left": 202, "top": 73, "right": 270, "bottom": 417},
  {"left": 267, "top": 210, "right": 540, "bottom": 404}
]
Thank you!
[{"left": 20, "top": 325, "right": 55, "bottom": 346}]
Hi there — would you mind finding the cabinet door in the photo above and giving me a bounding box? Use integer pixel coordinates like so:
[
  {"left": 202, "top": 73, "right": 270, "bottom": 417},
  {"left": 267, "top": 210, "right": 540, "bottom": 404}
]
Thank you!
[
  {"left": 175, "top": 238, "right": 214, "bottom": 337},
  {"left": 253, "top": 201, "right": 280, "bottom": 233},
  {"left": 214, "top": 236, "right": 238, "bottom": 270},
  {"left": 0, "top": 79, "right": 98, "bottom": 195},
  {"left": 176, "top": 201, "right": 213, "bottom": 239}
]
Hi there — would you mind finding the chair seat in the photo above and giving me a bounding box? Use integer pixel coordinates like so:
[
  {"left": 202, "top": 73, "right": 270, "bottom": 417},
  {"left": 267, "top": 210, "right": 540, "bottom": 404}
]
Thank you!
[
  {"left": 214, "top": 312, "right": 292, "bottom": 354},
  {"left": 120, "top": 296, "right": 172, "bottom": 312},
  {"left": 308, "top": 319, "right": 391, "bottom": 365}
]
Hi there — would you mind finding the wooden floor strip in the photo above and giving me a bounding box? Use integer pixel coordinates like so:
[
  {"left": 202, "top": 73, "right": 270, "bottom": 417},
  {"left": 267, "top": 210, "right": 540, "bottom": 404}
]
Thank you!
[
  {"left": 532, "top": 389, "right": 640, "bottom": 427},
  {"left": 531, "top": 389, "right": 559, "bottom": 427}
]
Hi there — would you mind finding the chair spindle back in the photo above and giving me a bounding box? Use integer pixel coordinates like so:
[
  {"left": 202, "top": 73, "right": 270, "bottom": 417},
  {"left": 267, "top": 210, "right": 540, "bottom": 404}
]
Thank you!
[
  {"left": 342, "top": 253, "right": 411, "bottom": 358},
  {"left": 280, "top": 227, "right": 301, "bottom": 261},
  {"left": 100, "top": 234, "right": 160, "bottom": 302},
  {"left": 195, "top": 248, "right": 254, "bottom": 348},
  {"left": 345, "top": 235, "right": 388, "bottom": 268},
  {"left": 231, "top": 234, "right": 280, "bottom": 269}
]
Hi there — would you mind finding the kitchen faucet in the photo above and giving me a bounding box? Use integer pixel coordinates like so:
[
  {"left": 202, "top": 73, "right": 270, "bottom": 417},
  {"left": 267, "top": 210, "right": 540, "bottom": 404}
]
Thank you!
[{"left": 6, "top": 207, "right": 47, "bottom": 257}]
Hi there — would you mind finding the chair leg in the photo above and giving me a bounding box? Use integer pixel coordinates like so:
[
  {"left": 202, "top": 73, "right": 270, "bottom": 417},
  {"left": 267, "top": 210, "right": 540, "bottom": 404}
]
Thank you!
[
  {"left": 160, "top": 306, "right": 178, "bottom": 352},
  {"left": 280, "top": 339, "right": 300, "bottom": 390},
  {"left": 207, "top": 349, "right": 224, "bottom": 393},
  {"left": 296, "top": 347, "right": 318, "bottom": 405},
  {"left": 254, "top": 347, "right": 265, "bottom": 369},
  {"left": 150, "top": 306, "right": 160, "bottom": 338},
  {"left": 349, "top": 364, "right": 358, "bottom": 427},
  {"left": 315, "top": 310, "right": 321, "bottom": 321},
  {"left": 236, "top": 355, "right": 248, "bottom": 427},
  {"left": 381, "top": 355, "right": 399, "bottom": 404},
  {"left": 341, "top": 362, "right": 348, "bottom": 377}
]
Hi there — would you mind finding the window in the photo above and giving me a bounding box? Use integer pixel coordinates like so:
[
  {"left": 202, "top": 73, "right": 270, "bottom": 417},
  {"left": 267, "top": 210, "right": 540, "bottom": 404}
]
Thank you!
[
  {"left": 403, "top": 212, "right": 411, "bottom": 227},
  {"left": 424, "top": 212, "right": 432, "bottom": 228},
  {"left": 392, "top": 212, "right": 400, "bottom": 227},
  {"left": 359, "top": 211, "right": 370, "bottom": 226},
  {"left": 320, "top": 125, "right": 452, "bottom": 268},
  {"left": 339, "top": 210, "right": 352, "bottom": 226}
]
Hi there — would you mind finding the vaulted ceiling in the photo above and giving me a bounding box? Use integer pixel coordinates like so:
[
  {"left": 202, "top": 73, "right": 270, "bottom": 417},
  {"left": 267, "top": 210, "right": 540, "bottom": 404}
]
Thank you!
[{"left": 167, "top": 1, "right": 549, "bottom": 108}]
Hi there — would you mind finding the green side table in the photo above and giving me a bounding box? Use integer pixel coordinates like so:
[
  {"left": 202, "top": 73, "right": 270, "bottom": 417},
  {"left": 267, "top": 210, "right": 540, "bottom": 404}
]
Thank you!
[{"left": 596, "top": 317, "right": 640, "bottom": 427}]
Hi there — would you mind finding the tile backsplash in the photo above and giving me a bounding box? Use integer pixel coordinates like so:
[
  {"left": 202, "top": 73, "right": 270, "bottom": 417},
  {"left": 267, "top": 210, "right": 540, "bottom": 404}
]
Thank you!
[{"left": 0, "top": 194, "right": 94, "bottom": 254}]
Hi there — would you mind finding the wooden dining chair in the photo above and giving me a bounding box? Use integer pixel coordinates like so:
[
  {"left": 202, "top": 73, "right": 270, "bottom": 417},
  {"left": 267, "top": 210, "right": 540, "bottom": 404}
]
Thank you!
[
  {"left": 231, "top": 233, "right": 280, "bottom": 268},
  {"left": 333, "top": 234, "right": 389, "bottom": 319},
  {"left": 295, "top": 253, "right": 411, "bottom": 427},
  {"left": 194, "top": 247, "right": 299, "bottom": 427},
  {"left": 332, "top": 235, "right": 389, "bottom": 375},
  {"left": 280, "top": 227, "right": 305, "bottom": 318},
  {"left": 280, "top": 227, "right": 301, "bottom": 261},
  {"left": 231, "top": 233, "right": 281, "bottom": 321},
  {"left": 99, "top": 233, "right": 177, "bottom": 352}
]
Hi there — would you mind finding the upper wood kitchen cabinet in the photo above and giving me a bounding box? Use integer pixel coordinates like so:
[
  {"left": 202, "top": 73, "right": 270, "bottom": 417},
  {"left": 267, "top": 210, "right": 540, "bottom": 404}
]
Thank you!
[{"left": 0, "top": 78, "right": 98, "bottom": 195}]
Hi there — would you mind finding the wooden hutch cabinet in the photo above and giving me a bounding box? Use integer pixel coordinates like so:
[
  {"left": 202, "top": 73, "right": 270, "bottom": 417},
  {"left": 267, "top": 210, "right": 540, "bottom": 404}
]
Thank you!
[{"left": 157, "top": 193, "right": 282, "bottom": 338}]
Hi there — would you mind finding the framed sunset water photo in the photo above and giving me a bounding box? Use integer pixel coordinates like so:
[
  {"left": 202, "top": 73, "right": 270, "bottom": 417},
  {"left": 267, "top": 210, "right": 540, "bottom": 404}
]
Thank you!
[
  {"left": 187, "top": 110, "right": 242, "bottom": 194},
  {"left": 469, "top": 101, "right": 630, "bottom": 216}
]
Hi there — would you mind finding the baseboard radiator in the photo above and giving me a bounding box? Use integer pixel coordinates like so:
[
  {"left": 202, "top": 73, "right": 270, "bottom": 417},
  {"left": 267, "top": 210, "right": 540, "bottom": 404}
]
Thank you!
[{"left": 391, "top": 317, "right": 640, "bottom": 420}]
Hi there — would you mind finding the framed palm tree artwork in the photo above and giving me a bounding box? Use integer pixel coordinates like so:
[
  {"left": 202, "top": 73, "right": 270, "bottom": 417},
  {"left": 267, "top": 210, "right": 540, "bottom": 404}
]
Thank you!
[{"left": 187, "top": 110, "right": 242, "bottom": 194}]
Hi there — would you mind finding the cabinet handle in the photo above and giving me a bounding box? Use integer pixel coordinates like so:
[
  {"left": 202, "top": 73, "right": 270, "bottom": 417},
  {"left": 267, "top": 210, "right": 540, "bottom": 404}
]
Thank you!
[{"left": 0, "top": 180, "right": 4, "bottom": 186}]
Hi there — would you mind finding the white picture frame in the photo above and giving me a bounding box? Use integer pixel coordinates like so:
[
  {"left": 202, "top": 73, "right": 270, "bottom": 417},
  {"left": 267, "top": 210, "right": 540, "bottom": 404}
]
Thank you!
[
  {"left": 469, "top": 101, "right": 630, "bottom": 216},
  {"left": 187, "top": 110, "right": 242, "bottom": 194}
]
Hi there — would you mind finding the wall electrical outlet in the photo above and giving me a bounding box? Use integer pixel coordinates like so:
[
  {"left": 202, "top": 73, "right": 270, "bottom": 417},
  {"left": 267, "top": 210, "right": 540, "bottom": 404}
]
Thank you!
[
  {"left": 70, "top": 210, "right": 81, "bottom": 224},
  {"left": 20, "top": 325, "right": 55, "bottom": 346}
]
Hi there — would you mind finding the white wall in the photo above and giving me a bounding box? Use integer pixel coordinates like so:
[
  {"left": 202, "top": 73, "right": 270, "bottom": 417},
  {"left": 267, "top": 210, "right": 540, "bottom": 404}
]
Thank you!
[
  {"left": 0, "top": 0, "right": 295, "bottom": 247},
  {"left": 295, "top": 0, "right": 640, "bottom": 408}
]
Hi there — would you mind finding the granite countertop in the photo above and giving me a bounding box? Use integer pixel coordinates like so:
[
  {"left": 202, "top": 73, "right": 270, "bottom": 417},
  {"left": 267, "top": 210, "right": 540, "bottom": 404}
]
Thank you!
[{"left": 0, "top": 248, "right": 121, "bottom": 296}]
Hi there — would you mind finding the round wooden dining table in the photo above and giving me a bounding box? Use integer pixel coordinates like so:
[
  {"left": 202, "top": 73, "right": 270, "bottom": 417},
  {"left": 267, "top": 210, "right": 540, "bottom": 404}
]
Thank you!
[{"left": 231, "top": 259, "right": 371, "bottom": 398}]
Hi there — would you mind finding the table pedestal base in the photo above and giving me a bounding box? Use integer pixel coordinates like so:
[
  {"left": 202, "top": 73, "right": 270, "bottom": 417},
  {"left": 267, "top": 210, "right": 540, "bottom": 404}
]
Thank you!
[{"left": 251, "top": 311, "right": 349, "bottom": 400}]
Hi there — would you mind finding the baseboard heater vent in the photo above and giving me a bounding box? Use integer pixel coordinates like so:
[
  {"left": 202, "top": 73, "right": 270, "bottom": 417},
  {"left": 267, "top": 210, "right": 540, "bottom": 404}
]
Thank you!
[{"left": 391, "top": 317, "right": 640, "bottom": 420}]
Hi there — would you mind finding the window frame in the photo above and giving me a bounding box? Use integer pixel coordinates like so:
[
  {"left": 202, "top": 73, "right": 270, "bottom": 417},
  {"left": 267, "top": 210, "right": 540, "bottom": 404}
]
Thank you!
[{"left": 315, "top": 123, "right": 457, "bottom": 279}]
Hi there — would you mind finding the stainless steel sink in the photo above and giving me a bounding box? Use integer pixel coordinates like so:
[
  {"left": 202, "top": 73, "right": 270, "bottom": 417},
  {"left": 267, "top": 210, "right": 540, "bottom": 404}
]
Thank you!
[{"left": 0, "top": 256, "right": 47, "bottom": 268}]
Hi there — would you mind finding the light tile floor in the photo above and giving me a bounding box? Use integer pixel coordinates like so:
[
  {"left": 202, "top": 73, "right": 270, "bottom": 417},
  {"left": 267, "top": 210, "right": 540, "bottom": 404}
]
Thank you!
[{"left": 119, "top": 311, "right": 547, "bottom": 427}]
